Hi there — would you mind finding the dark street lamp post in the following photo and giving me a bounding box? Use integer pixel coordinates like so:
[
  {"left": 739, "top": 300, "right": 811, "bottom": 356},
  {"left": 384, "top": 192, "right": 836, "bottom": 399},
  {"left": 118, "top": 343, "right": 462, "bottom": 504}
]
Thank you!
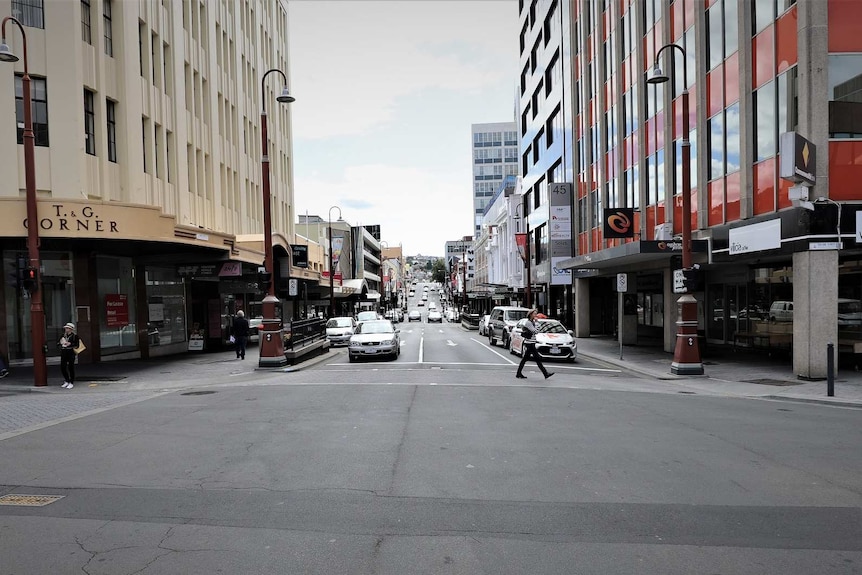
[
  {"left": 328, "top": 206, "right": 342, "bottom": 318},
  {"left": 1, "top": 18, "right": 46, "bottom": 386},
  {"left": 514, "top": 201, "right": 531, "bottom": 309},
  {"left": 258, "top": 68, "right": 293, "bottom": 368},
  {"left": 647, "top": 43, "right": 704, "bottom": 375},
  {"left": 380, "top": 240, "right": 389, "bottom": 314}
]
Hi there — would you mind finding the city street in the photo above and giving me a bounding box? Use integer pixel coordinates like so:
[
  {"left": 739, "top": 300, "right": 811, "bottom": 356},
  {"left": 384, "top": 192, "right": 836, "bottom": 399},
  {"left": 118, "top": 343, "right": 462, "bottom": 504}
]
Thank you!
[{"left": 1, "top": 316, "right": 861, "bottom": 574}]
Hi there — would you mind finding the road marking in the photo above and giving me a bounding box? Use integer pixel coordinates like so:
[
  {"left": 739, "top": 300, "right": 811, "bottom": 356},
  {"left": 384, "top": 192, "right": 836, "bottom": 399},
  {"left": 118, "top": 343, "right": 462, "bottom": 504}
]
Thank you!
[
  {"left": 446, "top": 340, "right": 457, "bottom": 346},
  {"left": 320, "top": 362, "right": 620, "bottom": 372},
  {"left": 418, "top": 335, "right": 424, "bottom": 363},
  {"left": 471, "top": 337, "right": 517, "bottom": 364}
]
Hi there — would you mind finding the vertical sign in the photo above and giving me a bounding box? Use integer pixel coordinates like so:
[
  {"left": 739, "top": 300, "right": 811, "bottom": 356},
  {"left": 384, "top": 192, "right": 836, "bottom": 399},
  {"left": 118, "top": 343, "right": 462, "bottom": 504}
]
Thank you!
[
  {"left": 105, "top": 294, "right": 129, "bottom": 327},
  {"left": 549, "top": 183, "right": 573, "bottom": 285},
  {"left": 331, "top": 236, "right": 344, "bottom": 268}
]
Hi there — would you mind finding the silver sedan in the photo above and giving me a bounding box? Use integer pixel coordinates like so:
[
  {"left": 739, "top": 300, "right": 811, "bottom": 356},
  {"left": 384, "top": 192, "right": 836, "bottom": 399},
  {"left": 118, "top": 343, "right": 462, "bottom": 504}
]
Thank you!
[{"left": 348, "top": 320, "right": 401, "bottom": 362}]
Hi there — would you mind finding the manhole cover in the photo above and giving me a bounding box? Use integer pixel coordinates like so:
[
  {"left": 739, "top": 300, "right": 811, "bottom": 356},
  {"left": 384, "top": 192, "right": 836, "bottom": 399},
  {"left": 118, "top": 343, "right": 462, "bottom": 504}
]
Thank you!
[
  {"left": 181, "top": 391, "right": 217, "bottom": 396},
  {"left": 0, "top": 494, "right": 64, "bottom": 507},
  {"left": 743, "top": 378, "right": 803, "bottom": 386}
]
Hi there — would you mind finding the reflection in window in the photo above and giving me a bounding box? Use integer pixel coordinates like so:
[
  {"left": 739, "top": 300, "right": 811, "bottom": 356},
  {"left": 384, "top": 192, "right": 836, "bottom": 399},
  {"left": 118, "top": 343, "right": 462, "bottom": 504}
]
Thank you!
[
  {"left": 724, "top": 0, "right": 738, "bottom": 56},
  {"left": 709, "top": 113, "right": 725, "bottom": 181},
  {"left": 753, "top": 0, "right": 775, "bottom": 35},
  {"left": 828, "top": 55, "right": 862, "bottom": 139},
  {"left": 726, "top": 103, "right": 741, "bottom": 174},
  {"left": 706, "top": 2, "right": 723, "bottom": 71},
  {"left": 778, "top": 66, "right": 798, "bottom": 134},
  {"left": 755, "top": 80, "right": 777, "bottom": 161},
  {"left": 674, "top": 131, "right": 698, "bottom": 196}
]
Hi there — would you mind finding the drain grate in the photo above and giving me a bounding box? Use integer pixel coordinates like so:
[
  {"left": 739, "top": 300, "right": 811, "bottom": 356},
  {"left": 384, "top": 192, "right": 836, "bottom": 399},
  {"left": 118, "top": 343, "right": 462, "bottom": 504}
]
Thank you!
[
  {"left": 181, "top": 391, "right": 217, "bottom": 396},
  {"left": 0, "top": 494, "right": 65, "bottom": 507},
  {"left": 743, "top": 378, "right": 803, "bottom": 386}
]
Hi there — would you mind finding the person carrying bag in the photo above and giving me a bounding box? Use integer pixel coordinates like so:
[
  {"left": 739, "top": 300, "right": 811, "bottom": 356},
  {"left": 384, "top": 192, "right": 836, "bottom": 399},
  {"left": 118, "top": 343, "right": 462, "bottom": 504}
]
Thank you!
[
  {"left": 58, "top": 322, "right": 80, "bottom": 389},
  {"left": 515, "top": 309, "right": 554, "bottom": 380}
]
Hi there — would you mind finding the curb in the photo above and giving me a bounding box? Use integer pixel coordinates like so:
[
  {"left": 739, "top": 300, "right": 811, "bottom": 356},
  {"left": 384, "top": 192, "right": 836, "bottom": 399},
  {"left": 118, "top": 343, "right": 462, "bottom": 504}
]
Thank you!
[
  {"left": 760, "top": 395, "right": 862, "bottom": 409},
  {"left": 578, "top": 350, "right": 683, "bottom": 381}
]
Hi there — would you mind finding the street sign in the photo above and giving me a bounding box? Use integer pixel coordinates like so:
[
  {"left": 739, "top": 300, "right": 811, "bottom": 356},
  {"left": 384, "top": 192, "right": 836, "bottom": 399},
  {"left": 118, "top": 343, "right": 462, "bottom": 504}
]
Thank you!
[
  {"left": 809, "top": 242, "right": 843, "bottom": 251},
  {"left": 288, "top": 279, "right": 298, "bottom": 296},
  {"left": 673, "top": 269, "right": 686, "bottom": 294},
  {"left": 616, "top": 273, "right": 628, "bottom": 293}
]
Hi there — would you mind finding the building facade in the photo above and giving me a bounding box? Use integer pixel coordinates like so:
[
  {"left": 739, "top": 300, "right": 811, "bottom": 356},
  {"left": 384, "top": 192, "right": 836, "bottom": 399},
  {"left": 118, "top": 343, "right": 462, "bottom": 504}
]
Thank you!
[
  {"left": 0, "top": 0, "right": 298, "bottom": 363},
  {"left": 516, "top": 0, "right": 862, "bottom": 378},
  {"left": 471, "top": 122, "right": 519, "bottom": 237}
]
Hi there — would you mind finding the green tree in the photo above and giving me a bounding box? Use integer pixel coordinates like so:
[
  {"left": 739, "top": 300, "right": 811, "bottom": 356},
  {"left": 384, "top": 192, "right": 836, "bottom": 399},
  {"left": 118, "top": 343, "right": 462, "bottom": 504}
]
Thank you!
[{"left": 431, "top": 258, "right": 447, "bottom": 283}]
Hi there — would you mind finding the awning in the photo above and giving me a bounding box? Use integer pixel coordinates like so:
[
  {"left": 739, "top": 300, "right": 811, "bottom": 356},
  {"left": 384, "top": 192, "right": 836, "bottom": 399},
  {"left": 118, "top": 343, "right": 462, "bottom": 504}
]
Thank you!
[
  {"left": 558, "top": 240, "right": 709, "bottom": 271},
  {"left": 364, "top": 290, "right": 382, "bottom": 301}
]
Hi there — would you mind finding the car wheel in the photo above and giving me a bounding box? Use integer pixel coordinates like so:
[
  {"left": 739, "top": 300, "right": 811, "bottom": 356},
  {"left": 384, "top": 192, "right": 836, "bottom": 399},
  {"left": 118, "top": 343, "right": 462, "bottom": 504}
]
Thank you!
[
  {"left": 488, "top": 330, "right": 495, "bottom": 347},
  {"left": 502, "top": 333, "right": 509, "bottom": 349}
]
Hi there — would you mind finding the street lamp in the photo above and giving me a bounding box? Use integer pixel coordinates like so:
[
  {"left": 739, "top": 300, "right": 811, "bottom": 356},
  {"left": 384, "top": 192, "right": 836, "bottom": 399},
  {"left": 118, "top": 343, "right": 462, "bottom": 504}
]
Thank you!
[
  {"left": 647, "top": 43, "right": 704, "bottom": 375},
  {"left": 328, "top": 205, "right": 342, "bottom": 318},
  {"left": 258, "top": 68, "right": 294, "bottom": 368},
  {"left": 514, "top": 200, "right": 532, "bottom": 309},
  {"left": 1, "top": 17, "right": 46, "bottom": 386},
  {"left": 380, "top": 240, "right": 389, "bottom": 314}
]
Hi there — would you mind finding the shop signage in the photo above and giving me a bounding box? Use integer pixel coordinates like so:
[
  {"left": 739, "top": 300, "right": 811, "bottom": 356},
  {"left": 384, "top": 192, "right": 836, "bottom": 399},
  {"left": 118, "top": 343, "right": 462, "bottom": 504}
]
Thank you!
[
  {"left": 640, "top": 240, "right": 710, "bottom": 253},
  {"left": 728, "top": 220, "right": 781, "bottom": 255},
  {"left": 218, "top": 262, "right": 242, "bottom": 277},
  {"left": 779, "top": 132, "right": 816, "bottom": 185},
  {"left": 24, "top": 204, "right": 120, "bottom": 234},
  {"left": 105, "top": 294, "right": 129, "bottom": 327},
  {"left": 178, "top": 262, "right": 245, "bottom": 278},
  {"left": 550, "top": 184, "right": 573, "bottom": 285},
  {"left": 320, "top": 271, "right": 343, "bottom": 281},
  {"left": 603, "top": 208, "right": 635, "bottom": 239},
  {"left": 291, "top": 245, "right": 308, "bottom": 268}
]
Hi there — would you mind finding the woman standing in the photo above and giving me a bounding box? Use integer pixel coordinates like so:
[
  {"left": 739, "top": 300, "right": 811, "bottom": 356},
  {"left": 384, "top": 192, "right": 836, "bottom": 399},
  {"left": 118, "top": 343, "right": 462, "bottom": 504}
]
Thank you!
[
  {"left": 58, "top": 322, "right": 80, "bottom": 389},
  {"left": 515, "top": 309, "right": 554, "bottom": 380}
]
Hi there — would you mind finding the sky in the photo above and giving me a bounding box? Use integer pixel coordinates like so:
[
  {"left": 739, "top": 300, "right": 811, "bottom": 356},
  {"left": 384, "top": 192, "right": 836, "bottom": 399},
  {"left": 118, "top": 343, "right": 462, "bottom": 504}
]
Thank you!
[{"left": 287, "top": 0, "right": 520, "bottom": 258}]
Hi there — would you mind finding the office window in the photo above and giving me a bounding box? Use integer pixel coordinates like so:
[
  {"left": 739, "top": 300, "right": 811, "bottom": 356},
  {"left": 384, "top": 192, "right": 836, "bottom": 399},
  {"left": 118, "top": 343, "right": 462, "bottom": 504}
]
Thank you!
[
  {"left": 828, "top": 55, "right": 862, "bottom": 139},
  {"left": 81, "top": 0, "right": 92, "bottom": 44},
  {"left": 84, "top": 89, "right": 95, "bottom": 155},
  {"left": 166, "top": 131, "right": 173, "bottom": 183},
  {"left": 103, "top": 0, "right": 113, "bottom": 56},
  {"left": 14, "top": 74, "right": 49, "bottom": 146},
  {"left": 11, "top": 0, "right": 44, "bottom": 29},
  {"left": 709, "top": 113, "right": 725, "bottom": 180},
  {"left": 106, "top": 100, "right": 117, "bottom": 162},
  {"left": 142, "top": 118, "right": 149, "bottom": 173},
  {"left": 155, "top": 125, "right": 162, "bottom": 178},
  {"left": 139, "top": 21, "right": 146, "bottom": 77},
  {"left": 754, "top": 80, "right": 776, "bottom": 161}
]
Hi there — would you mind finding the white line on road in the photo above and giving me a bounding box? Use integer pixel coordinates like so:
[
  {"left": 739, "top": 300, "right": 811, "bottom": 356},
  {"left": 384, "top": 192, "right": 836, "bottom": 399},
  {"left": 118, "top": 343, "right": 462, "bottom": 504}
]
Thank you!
[
  {"left": 470, "top": 338, "right": 516, "bottom": 364},
  {"left": 446, "top": 340, "right": 457, "bottom": 346},
  {"left": 418, "top": 335, "right": 424, "bottom": 363}
]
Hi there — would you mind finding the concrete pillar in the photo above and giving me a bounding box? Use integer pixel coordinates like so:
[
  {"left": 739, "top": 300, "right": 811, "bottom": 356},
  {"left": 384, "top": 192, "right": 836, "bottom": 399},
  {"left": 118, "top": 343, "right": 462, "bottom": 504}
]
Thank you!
[
  {"left": 793, "top": 250, "right": 838, "bottom": 379},
  {"left": 663, "top": 267, "right": 677, "bottom": 353},
  {"left": 574, "top": 277, "right": 590, "bottom": 338}
]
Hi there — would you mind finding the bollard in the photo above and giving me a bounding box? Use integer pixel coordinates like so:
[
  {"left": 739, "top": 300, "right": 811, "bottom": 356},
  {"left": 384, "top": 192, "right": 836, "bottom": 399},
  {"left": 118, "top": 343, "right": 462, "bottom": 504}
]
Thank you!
[{"left": 827, "top": 342, "right": 835, "bottom": 397}]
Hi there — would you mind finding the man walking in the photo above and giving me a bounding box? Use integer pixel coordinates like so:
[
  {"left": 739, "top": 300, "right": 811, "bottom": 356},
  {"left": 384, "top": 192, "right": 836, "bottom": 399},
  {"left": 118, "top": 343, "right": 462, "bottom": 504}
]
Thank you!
[
  {"left": 232, "top": 311, "right": 250, "bottom": 360},
  {"left": 515, "top": 309, "right": 554, "bottom": 380}
]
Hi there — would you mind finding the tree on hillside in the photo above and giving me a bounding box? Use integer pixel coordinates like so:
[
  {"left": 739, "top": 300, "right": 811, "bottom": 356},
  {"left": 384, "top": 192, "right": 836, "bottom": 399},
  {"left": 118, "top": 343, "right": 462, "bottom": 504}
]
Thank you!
[{"left": 432, "top": 258, "right": 447, "bottom": 283}]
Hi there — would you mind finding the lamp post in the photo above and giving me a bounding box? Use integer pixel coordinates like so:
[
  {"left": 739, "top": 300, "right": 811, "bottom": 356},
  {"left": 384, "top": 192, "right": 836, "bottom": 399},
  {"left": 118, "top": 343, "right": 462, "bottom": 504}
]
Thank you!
[
  {"left": 514, "top": 201, "right": 532, "bottom": 309},
  {"left": 1, "top": 18, "right": 46, "bottom": 386},
  {"left": 379, "top": 240, "right": 389, "bottom": 314},
  {"left": 258, "top": 68, "right": 293, "bottom": 368},
  {"left": 328, "top": 205, "right": 342, "bottom": 318},
  {"left": 647, "top": 43, "right": 703, "bottom": 375}
]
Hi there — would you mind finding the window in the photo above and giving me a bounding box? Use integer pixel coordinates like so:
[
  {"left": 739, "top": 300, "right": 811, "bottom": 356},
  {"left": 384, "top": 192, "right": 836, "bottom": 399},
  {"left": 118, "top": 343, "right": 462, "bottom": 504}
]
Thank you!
[
  {"left": 778, "top": 67, "right": 798, "bottom": 135},
  {"left": 155, "top": 125, "right": 162, "bottom": 178},
  {"left": 84, "top": 89, "right": 95, "bottom": 155},
  {"left": 11, "top": 0, "right": 44, "bottom": 29},
  {"left": 706, "top": 2, "right": 724, "bottom": 70},
  {"left": 139, "top": 21, "right": 146, "bottom": 77},
  {"left": 709, "top": 113, "right": 725, "bottom": 180},
  {"left": 15, "top": 75, "right": 49, "bottom": 146},
  {"left": 106, "top": 100, "right": 117, "bottom": 162},
  {"left": 81, "top": 0, "right": 92, "bottom": 44},
  {"left": 142, "top": 118, "right": 149, "bottom": 173},
  {"left": 103, "top": 0, "right": 113, "bottom": 56},
  {"left": 752, "top": 0, "right": 775, "bottom": 35},
  {"left": 754, "top": 80, "right": 776, "bottom": 161},
  {"left": 828, "top": 56, "right": 862, "bottom": 139},
  {"left": 726, "top": 102, "right": 741, "bottom": 173}
]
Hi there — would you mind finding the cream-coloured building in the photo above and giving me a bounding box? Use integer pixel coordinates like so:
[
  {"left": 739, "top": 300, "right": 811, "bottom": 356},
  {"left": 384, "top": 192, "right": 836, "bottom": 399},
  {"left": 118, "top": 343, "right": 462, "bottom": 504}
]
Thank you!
[{"left": 0, "top": 0, "right": 300, "bottom": 363}]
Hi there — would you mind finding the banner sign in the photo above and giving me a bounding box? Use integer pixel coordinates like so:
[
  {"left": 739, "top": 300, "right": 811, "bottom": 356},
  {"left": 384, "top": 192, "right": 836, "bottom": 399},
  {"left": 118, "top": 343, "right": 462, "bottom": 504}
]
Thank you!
[
  {"left": 515, "top": 233, "right": 528, "bottom": 263},
  {"left": 603, "top": 208, "right": 635, "bottom": 239},
  {"left": 331, "top": 236, "right": 344, "bottom": 269},
  {"left": 290, "top": 244, "right": 309, "bottom": 268},
  {"left": 105, "top": 294, "right": 129, "bottom": 327},
  {"left": 549, "top": 183, "right": 573, "bottom": 285}
]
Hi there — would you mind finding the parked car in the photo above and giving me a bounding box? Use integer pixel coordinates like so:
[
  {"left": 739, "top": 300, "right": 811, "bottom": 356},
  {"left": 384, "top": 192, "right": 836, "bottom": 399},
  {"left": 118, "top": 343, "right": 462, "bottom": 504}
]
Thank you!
[
  {"left": 407, "top": 310, "right": 422, "bottom": 322},
  {"left": 509, "top": 318, "right": 577, "bottom": 361},
  {"left": 487, "top": 306, "right": 531, "bottom": 348},
  {"left": 348, "top": 319, "right": 400, "bottom": 362},
  {"left": 356, "top": 310, "right": 380, "bottom": 325},
  {"left": 478, "top": 314, "right": 491, "bottom": 336},
  {"left": 325, "top": 316, "right": 356, "bottom": 346},
  {"left": 427, "top": 310, "right": 443, "bottom": 323},
  {"left": 417, "top": 300, "right": 425, "bottom": 307},
  {"left": 768, "top": 301, "right": 793, "bottom": 322},
  {"left": 838, "top": 298, "right": 862, "bottom": 327},
  {"left": 248, "top": 317, "right": 264, "bottom": 343}
]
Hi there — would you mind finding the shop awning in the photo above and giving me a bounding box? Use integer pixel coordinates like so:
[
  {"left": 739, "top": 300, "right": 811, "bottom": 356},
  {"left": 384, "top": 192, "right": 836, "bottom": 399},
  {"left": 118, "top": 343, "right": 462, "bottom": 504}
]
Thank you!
[{"left": 558, "top": 240, "right": 709, "bottom": 271}]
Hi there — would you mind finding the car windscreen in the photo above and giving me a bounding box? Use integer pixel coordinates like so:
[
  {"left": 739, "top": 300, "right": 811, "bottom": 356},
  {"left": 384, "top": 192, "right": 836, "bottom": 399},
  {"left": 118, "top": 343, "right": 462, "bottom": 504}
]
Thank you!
[
  {"left": 537, "top": 320, "right": 567, "bottom": 334},
  {"left": 504, "top": 310, "right": 529, "bottom": 322},
  {"left": 327, "top": 318, "right": 353, "bottom": 328},
  {"left": 357, "top": 321, "right": 394, "bottom": 334}
]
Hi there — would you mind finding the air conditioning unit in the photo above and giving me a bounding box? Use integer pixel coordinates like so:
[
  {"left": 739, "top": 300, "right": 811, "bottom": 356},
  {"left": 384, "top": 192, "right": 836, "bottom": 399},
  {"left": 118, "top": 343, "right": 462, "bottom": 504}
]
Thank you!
[{"left": 654, "top": 223, "right": 673, "bottom": 241}]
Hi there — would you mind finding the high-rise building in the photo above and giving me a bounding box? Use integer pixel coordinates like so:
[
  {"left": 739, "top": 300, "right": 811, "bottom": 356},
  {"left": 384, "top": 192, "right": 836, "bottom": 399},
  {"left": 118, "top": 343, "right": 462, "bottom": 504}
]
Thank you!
[
  {"left": 520, "top": 0, "right": 862, "bottom": 379},
  {"left": 0, "top": 0, "right": 296, "bottom": 362},
  {"left": 471, "top": 122, "right": 519, "bottom": 236}
]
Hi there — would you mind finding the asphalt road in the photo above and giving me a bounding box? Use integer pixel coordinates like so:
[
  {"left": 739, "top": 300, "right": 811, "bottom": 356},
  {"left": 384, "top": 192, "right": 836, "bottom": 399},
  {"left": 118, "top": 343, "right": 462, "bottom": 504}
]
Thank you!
[{"left": 1, "top": 299, "right": 861, "bottom": 573}]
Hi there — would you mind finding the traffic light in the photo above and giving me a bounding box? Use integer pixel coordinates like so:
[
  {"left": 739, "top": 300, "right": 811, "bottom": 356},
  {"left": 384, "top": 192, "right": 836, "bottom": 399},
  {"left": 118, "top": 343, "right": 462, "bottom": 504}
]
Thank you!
[
  {"left": 21, "top": 266, "right": 39, "bottom": 293},
  {"left": 257, "top": 269, "right": 272, "bottom": 292}
]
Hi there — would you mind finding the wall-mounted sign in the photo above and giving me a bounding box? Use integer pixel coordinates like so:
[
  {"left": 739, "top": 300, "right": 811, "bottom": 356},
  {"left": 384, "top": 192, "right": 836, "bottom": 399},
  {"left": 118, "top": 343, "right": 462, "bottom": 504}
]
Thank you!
[
  {"left": 290, "top": 245, "right": 308, "bottom": 268},
  {"left": 728, "top": 219, "right": 781, "bottom": 255},
  {"left": 603, "top": 208, "right": 635, "bottom": 239},
  {"left": 779, "top": 132, "right": 816, "bottom": 185},
  {"left": 105, "top": 294, "right": 129, "bottom": 327}
]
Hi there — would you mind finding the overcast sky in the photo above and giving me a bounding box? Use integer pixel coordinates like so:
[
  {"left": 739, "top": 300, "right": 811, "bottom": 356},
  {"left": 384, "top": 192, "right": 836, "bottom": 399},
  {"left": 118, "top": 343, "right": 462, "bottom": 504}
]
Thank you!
[{"left": 287, "top": 0, "right": 520, "bottom": 257}]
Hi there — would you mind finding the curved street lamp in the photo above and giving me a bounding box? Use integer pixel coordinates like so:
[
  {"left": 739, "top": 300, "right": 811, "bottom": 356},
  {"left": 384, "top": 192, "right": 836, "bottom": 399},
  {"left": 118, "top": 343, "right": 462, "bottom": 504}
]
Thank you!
[
  {"left": 258, "top": 68, "right": 294, "bottom": 368},
  {"left": 328, "top": 205, "right": 342, "bottom": 318},
  {"left": 647, "top": 43, "right": 703, "bottom": 375},
  {"left": 1, "top": 17, "right": 46, "bottom": 386}
]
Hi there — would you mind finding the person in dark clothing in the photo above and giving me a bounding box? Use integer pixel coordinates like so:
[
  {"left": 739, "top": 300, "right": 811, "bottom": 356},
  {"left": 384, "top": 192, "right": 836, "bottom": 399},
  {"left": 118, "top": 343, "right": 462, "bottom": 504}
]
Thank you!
[
  {"left": 232, "top": 311, "right": 250, "bottom": 360},
  {"left": 515, "top": 309, "right": 554, "bottom": 380},
  {"left": 58, "top": 322, "right": 80, "bottom": 389}
]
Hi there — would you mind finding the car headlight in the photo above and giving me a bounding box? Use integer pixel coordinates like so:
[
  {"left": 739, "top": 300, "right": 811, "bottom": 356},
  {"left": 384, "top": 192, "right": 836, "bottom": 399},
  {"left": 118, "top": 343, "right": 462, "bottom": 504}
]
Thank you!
[
  {"left": 380, "top": 339, "right": 394, "bottom": 345},
  {"left": 349, "top": 341, "right": 362, "bottom": 348}
]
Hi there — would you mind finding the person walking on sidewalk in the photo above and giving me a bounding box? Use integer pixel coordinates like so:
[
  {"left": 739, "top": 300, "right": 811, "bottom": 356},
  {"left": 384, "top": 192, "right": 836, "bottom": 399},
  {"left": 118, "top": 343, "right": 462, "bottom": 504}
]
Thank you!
[
  {"left": 515, "top": 309, "right": 554, "bottom": 380},
  {"left": 58, "top": 322, "right": 80, "bottom": 389},
  {"left": 232, "top": 310, "right": 250, "bottom": 360}
]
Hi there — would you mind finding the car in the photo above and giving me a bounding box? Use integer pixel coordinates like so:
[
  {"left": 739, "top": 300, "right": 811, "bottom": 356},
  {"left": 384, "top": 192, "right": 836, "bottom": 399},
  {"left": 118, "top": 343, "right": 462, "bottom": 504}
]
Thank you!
[
  {"left": 407, "top": 310, "right": 422, "bottom": 322},
  {"left": 509, "top": 318, "right": 577, "bottom": 361},
  {"left": 422, "top": 294, "right": 428, "bottom": 301},
  {"left": 478, "top": 314, "right": 491, "bottom": 336},
  {"left": 428, "top": 302, "right": 437, "bottom": 310},
  {"left": 427, "top": 310, "right": 443, "bottom": 323},
  {"left": 417, "top": 300, "right": 425, "bottom": 307},
  {"left": 446, "top": 309, "right": 458, "bottom": 321},
  {"left": 348, "top": 319, "right": 400, "bottom": 362},
  {"left": 248, "top": 317, "right": 264, "bottom": 343},
  {"left": 356, "top": 310, "right": 380, "bottom": 325},
  {"left": 768, "top": 301, "right": 793, "bottom": 322},
  {"left": 487, "top": 306, "right": 531, "bottom": 348},
  {"left": 325, "top": 316, "right": 356, "bottom": 346}
]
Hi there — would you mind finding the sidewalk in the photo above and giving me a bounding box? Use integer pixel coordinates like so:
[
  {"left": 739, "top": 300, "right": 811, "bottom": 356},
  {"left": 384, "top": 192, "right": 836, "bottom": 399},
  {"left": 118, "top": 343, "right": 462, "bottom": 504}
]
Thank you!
[{"left": 576, "top": 336, "right": 862, "bottom": 408}]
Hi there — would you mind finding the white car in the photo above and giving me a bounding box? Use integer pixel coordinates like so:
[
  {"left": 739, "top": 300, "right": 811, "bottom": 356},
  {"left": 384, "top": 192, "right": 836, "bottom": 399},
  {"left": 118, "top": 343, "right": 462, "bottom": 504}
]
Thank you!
[
  {"left": 325, "top": 316, "right": 356, "bottom": 346},
  {"left": 509, "top": 318, "right": 577, "bottom": 362},
  {"left": 427, "top": 310, "right": 443, "bottom": 323},
  {"left": 349, "top": 320, "right": 400, "bottom": 362},
  {"left": 356, "top": 311, "right": 379, "bottom": 325}
]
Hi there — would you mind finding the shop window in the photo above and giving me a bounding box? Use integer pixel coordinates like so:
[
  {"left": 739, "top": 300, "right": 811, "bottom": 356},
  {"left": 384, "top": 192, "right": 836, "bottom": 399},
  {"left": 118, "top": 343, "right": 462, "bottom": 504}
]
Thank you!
[
  {"left": 97, "top": 256, "right": 137, "bottom": 354},
  {"left": 146, "top": 267, "right": 188, "bottom": 347}
]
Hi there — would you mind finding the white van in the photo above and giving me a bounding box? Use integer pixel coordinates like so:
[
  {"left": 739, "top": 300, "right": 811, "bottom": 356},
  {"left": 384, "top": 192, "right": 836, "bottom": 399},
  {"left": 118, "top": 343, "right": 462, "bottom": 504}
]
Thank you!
[
  {"left": 768, "top": 301, "right": 793, "bottom": 322},
  {"left": 768, "top": 299, "right": 862, "bottom": 326}
]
